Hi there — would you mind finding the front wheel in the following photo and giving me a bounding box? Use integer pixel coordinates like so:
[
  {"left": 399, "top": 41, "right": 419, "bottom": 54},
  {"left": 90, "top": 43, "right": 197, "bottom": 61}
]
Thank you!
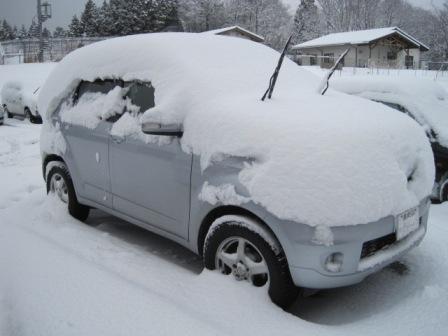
[
  {"left": 204, "top": 218, "right": 300, "bottom": 309},
  {"left": 25, "top": 107, "right": 40, "bottom": 124},
  {"left": 46, "top": 163, "right": 90, "bottom": 221}
]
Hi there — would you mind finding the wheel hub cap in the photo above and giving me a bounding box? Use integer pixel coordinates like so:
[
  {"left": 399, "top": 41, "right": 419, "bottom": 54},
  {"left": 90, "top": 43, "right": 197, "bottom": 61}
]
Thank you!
[
  {"left": 215, "top": 236, "right": 269, "bottom": 287},
  {"left": 50, "top": 173, "right": 69, "bottom": 204}
]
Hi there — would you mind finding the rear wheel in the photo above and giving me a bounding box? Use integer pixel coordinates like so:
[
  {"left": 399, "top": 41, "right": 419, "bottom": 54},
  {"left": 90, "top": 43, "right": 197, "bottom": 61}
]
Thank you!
[
  {"left": 46, "top": 163, "right": 90, "bottom": 221},
  {"left": 25, "top": 107, "right": 40, "bottom": 124},
  {"left": 4, "top": 105, "right": 12, "bottom": 118},
  {"left": 204, "top": 217, "right": 300, "bottom": 309}
]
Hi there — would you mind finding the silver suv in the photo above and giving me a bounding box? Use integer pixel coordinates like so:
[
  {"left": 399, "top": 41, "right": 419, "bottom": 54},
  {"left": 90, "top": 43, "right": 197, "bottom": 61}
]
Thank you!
[{"left": 40, "top": 34, "right": 432, "bottom": 309}]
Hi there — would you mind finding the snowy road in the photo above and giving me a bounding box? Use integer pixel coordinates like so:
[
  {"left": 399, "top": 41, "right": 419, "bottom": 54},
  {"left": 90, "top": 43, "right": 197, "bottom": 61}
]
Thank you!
[{"left": 1, "top": 118, "right": 448, "bottom": 336}]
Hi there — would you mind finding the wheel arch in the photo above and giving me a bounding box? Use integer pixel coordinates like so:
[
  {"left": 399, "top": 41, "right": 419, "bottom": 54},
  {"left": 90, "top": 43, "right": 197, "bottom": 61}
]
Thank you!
[
  {"left": 42, "top": 154, "right": 65, "bottom": 181},
  {"left": 197, "top": 205, "right": 282, "bottom": 257}
]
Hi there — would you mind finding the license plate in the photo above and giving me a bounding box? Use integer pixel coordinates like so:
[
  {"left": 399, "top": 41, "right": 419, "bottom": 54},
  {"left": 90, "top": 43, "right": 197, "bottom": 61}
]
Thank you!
[{"left": 396, "top": 207, "right": 420, "bottom": 241}]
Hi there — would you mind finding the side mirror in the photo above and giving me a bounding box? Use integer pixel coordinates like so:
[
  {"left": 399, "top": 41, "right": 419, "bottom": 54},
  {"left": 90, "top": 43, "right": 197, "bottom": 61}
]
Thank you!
[{"left": 142, "top": 122, "right": 183, "bottom": 137}]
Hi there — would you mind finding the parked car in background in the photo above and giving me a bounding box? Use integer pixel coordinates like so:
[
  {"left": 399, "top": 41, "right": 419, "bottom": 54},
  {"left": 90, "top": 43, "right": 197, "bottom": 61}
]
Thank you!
[
  {"left": 1, "top": 81, "right": 42, "bottom": 124},
  {"left": 332, "top": 77, "right": 448, "bottom": 203},
  {"left": 0, "top": 103, "right": 4, "bottom": 125},
  {"left": 39, "top": 33, "right": 434, "bottom": 309}
]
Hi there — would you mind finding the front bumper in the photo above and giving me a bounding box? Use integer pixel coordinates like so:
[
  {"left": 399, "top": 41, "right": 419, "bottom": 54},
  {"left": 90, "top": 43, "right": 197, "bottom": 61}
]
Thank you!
[{"left": 277, "top": 198, "right": 430, "bottom": 289}]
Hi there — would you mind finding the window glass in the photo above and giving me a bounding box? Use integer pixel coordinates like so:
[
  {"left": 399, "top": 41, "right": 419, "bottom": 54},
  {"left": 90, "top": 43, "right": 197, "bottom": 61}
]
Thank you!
[
  {"left": 76, "top": 80, "right": 123, "bottom": 101},
  {"left": 323, "top": 53, "right": 334, "bottom": 64},
  {"left": 125, "top": 82, "right": 155, "bottom": 113},
  {"left": 387, "top": 51, "right": 397, "bottom": 60}
]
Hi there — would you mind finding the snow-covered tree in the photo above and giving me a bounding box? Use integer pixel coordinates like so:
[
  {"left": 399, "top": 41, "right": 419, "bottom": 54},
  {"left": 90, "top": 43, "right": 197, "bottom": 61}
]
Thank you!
[
  {"left": 53, "top": 26, "right": 67, "bottom": 38},
  {"left": 292, "top": 0, "right": 320, "bottom": 44},
  {"left": 179, "top": 0, "right": 226, "bottom": 32},
  {"left": 28, "top": 20, "right": 39, "bottom": 38},
  {"left": 0, "top": 20, "right": 15, "bottom": 40},
  {"left": 18, "top": 24, "right": 28, "bottom": 39},
  {"left": 155, "top": 0, "right": 184, "bottom": 32},
  {"left": 81, "top": 0, "right": 100, "bottom": 37},
  {"left": 68, "top": 15, "right": 84, "bottom": 37}
]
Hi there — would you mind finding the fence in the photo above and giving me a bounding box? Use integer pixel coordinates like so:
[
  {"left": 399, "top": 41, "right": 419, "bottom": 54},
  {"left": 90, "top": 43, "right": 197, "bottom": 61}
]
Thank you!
[{"left": 0, "top": 37, "right": 109, "bottom": 64}]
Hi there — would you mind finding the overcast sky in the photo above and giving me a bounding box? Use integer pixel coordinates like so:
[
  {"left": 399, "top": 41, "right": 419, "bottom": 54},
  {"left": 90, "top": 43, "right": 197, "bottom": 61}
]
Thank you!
[{"left": 0, "top": 0, "right": 445, "bottom": 31}]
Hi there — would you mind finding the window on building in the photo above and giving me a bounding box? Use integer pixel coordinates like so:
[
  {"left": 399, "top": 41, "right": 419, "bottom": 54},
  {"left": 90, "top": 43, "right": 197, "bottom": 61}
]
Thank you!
[
  {"left": 387, "top": 51, "right": 397, "bottom": 60},
  {"left": 310, "top": 54, "right": 317, "bottom": 66},
  {"left": 405, "top": 55, "right": 414, "bottom": 68},
  {"left": 323, "top": 53, "right": 334, "bottom": 64}
]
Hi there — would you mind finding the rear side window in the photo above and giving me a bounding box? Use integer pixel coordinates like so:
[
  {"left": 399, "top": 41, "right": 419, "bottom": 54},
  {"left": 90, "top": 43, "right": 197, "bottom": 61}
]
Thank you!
[
  {"left": 76, "top": 80, "right": 123, "bottom": 101},
  {"left": 125, "top": 82, "right": 155, "bottom": 113}
]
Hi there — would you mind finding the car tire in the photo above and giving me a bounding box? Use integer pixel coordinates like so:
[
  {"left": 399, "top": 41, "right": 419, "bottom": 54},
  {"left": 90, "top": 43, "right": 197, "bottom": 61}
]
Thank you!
[
  {"left": 203, "top": 218, "right": 300, "bottom": 309},
  {"left": 25, "top": 107, "right": 38, "bottom": 124},
  {"left": 4, "top": 106, "right": 12, "bottom": 119},
  {"left": 46, "top": 163, "right": 90, "bottom": 221}
]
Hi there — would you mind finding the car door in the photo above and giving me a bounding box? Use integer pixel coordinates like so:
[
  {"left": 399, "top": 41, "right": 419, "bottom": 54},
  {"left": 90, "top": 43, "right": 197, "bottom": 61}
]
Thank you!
[
  {"left": 62, "top": 80, "right": 121, "bottom": 208},
  {"left": 109, "top": 82, "right": 192, "bottom": 239}
]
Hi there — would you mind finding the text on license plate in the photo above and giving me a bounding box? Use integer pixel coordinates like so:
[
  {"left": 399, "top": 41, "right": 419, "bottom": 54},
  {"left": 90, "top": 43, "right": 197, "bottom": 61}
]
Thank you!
[{"left": 396, "top": 207, "right": 420, "bottom": 241}]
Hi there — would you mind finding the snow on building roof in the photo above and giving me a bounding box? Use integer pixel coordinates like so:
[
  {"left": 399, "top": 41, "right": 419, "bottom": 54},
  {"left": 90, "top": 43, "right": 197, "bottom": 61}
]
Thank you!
[
  {"left": 293, "top": 27, "right": 429, "bottom": 51},
  {"left": 203, "top": 26, "right": 265, "bottom": 42}
]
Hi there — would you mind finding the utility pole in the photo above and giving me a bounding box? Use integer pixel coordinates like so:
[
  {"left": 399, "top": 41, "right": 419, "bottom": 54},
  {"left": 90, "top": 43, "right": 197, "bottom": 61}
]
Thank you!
[{"left": 37, "top": 0, "right": 52, "bottom": 62}]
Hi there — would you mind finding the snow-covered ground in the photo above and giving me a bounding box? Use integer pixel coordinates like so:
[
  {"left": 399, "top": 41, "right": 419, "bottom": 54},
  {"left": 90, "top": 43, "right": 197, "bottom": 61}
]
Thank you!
[
  {"left": 1, "top": 114, "right": 448, "bottom": 336},
  {"left": 1, "top": 61, "right": 448, "bottom": 335}
]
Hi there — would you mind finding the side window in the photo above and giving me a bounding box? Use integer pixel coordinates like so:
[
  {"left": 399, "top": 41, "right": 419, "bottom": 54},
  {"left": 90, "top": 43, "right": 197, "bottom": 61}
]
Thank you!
[
  {"left": 75, "top": 79, "right": 125, "bottom": 123},
  {"left": 75, "top": 80, "right": 123, "bottom": 102},
  {"left": 125, "top": 82, "right": 155, "bottom": 114}
]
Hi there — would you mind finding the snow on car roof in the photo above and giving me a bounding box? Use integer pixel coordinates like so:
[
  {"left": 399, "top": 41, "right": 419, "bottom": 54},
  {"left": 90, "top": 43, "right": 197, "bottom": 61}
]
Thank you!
[
  {"left": 39, "top": 33, "right": 434, "bottom": 227},
  {"left": 332, "top": 77, "right": 448, "bottom": 147},
  {"left": 293, "top": 27, "right": 429, "bottom": 51}
]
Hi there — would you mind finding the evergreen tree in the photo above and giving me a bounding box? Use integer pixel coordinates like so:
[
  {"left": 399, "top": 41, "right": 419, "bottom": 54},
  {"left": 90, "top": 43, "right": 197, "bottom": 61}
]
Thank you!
[
  {"left": 155, "top": 0, "right": 183, "bottom": 32},
  {"left": 18, "top": 24, "right": 28, "bottom": 39},
  {"left": 97, "top": 0, "right": 114, "bottom": 36},
  {"left": 53, "top": 26, "right": 67, "bottom": 38},
  {"left": 1, "top": 20, "right": 15, "bottom": 40},
  {"left": 42, "top": 27, "right": 51, "bottom": 38},
  {"left": 81, "top": 0, "right": 100, "bottom": 37},
  {"left": 68, "top": 15, "right": 84, "bottom": 37},
  {"left": 292, "top": 0, "right": 320, "bottom": 45},
  {"left": 28, "top": 20, "right": 39, "bottom": 38}
]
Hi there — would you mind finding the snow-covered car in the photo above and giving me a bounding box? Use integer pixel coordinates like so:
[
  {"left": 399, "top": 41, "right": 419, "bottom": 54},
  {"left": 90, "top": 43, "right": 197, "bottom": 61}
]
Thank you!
[
  {"left": 39, "top": 34, "right": 434, "bottom": 308},
  {"left": 332, "top": 77, "right": 448, "bottom": 203},
  {"left": 0, "top": 103, "right": 4, "bottom": 125},
  {"left": 1, "top": 81, "right": 42, "bottom": 124}
]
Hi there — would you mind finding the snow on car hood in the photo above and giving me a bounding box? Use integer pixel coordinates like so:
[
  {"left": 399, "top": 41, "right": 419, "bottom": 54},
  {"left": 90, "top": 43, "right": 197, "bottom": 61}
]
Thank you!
[
  {"left": 38, "top": 33, "right": 434, "bottom": 227},
  {"left": 332, "top": 77, "right": 448, "bottom": 147}
]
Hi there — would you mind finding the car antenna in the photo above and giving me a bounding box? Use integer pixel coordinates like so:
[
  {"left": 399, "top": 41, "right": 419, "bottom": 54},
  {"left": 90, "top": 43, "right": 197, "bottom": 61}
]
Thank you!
[
  {"left": 261, "top": 35, "right": 293, "bottom": 101},
  {"left": 320, "top": 48, "right": 350, "bottom": 96}
]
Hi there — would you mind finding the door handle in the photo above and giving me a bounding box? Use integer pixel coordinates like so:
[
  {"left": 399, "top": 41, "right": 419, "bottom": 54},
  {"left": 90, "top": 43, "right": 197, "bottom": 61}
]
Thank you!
[{"left": 111, "top": 135, "right": 125, "bottom": 144}]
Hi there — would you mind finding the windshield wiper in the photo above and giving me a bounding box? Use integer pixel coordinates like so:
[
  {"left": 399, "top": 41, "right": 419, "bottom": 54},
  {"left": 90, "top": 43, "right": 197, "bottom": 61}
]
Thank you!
[
  {"left": 320, "top": 48, "right": 350, "bottom": 96},
  {"left": 261, "top": 35, "right": 293, "bottom": 101}
]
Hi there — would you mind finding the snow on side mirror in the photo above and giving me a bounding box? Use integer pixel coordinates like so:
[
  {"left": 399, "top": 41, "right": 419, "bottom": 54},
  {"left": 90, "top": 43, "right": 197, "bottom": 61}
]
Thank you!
[{"left": 141, "top": 122, "right": 183, "bottom": 137}]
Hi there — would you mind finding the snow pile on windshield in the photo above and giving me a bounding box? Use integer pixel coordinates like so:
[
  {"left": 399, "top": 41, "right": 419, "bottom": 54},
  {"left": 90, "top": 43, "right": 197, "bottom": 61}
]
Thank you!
[
  {"left": 332, "top": 77, "right": 448, "bottom": 147},
  {"left": 39, "top": 33, "right": 434, "bottom": 227}
]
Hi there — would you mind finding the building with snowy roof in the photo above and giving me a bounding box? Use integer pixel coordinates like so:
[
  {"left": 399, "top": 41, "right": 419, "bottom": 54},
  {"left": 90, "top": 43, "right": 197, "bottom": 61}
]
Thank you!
[
  {"left": 203, "top": 26, "right": 265, "bottom": 43},
  {"left": 292, "top": 27, "right": 429, "bottom": 69}
]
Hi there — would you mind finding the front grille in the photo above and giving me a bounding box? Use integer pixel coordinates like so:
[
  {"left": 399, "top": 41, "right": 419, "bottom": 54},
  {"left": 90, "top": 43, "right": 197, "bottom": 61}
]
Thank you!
[{"left": 360, "top": 233, "right": 397, "bottom": 259}]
